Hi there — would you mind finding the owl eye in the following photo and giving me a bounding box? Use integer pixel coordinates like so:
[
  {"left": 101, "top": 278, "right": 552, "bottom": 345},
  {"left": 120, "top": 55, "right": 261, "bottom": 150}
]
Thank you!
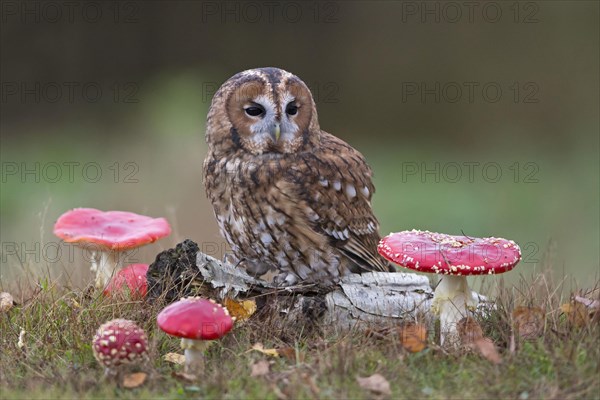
[
  {"left": 286, "top": 103, "right": 298, "bottom": 116},
  {"left": 245, "top": 105, "right": 265, "bottom": 117}
]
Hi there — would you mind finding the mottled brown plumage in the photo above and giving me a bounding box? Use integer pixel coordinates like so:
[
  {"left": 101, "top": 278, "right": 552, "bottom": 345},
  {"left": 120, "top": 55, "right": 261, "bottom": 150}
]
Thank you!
[{"left": 203, "top": 67, "right": 392, "bottom": 287}]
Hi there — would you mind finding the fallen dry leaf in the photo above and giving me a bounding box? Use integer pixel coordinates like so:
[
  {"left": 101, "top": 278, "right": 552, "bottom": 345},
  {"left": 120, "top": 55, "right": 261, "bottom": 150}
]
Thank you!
[
  {"left": 512, "top": 306, "right": 545, "bottom": 339},
  {"left": 573, "top": 293, "right": 600, "bottom": 324},
  {"left": 224, "top": 298, "right": 257, "bottom": 322},
  {"left": 248, "top": 344, "right": 303, "bottom": 362},
  {"left": 277, "top": 346, "right": 303, "bottom": 362},
  {"left": 561, "top": 302, "right": 589, "bottom": 328},
  {"left": 164, "top": 352, "right": 185, "bottom": 365},
  {"left": 122, "top": 372, "right": 147, "bottom": 388},
  {"left": 457, "top": 317, "right": 502, "bottom": 364},
  {"left": 250, "top": 359, "right": 271, "bottom": 377},
  {"left": 472, "top": 338, "right": 502, "bottom": 365},
  {"left": 356, "top": 373, "right": 391, "bottom": 397},
  {"left": 0, "top": 292, "right": 14, "bottom": 312},
  {"left": 250, "top": 343, "right": 281, "bottom": 358},
  {"left": 399, "top": 322, "right": 427, "bottom": 353},
  {"left": 66, "top": 297, "right": 81, "bottom": 309},
  {"left": 276, "top": 346, "right": 295, "bottom": 359},
  {"left": 457, "top": 317, "right": 484, "bottom": 344},
  {"left": 171, "top": 371, "right": 197, "bottom": 382}
]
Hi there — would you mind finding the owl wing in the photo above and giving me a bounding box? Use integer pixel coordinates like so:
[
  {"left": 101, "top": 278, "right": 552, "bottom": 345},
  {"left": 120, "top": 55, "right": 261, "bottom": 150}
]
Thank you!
[{"left": 280, "top": 132, "right": 392, "bottom": 274}]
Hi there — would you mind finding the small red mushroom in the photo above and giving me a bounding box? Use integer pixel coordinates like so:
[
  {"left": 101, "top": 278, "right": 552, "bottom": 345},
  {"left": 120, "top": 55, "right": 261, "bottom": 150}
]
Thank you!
[
  {"left": 54, "top": 208, "right": 171, "bottom": 289},
  {"left": 103, "top": 264, "right": 149, "bottom": 300},
  {"left": 92, "top": 319, "right": 148, "bottom": 377},
  {"left": 378, "top": 229, "right": 521, "bottom": 346},
  {"left": 157, "top": 297, "right": 234, "bottom": 375}
]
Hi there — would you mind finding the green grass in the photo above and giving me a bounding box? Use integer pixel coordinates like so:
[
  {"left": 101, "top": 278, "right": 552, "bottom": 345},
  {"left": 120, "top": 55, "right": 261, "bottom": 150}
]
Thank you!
[{"left": 1, "top": 267, "right": 599, "bottom": 400}]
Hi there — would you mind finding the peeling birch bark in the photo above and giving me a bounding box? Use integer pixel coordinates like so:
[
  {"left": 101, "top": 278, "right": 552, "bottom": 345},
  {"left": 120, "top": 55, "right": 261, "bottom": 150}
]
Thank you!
[
  {"left": 147, "top": 241, "right": 492, "bottom": 332},
  {"left": 195, "top": 251, "right": 434, "bottom": 329}
]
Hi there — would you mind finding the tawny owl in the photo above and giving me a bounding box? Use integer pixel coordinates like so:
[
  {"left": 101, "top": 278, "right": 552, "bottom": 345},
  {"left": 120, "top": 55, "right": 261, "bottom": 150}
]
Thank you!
[{"left": 203, "top": 67, "right": 392, "bottom": 288}]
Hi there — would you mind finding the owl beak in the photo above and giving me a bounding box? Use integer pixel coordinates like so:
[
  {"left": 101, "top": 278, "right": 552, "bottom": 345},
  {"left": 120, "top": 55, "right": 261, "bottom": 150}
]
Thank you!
[{"left": 271, "top": 123, "right": 281, "bottom": 142}]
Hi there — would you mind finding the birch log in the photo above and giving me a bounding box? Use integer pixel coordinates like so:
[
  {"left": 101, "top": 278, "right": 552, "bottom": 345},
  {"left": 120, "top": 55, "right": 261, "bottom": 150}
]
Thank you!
[
  {"left": 147, "top": 240, "right": 434, "bottom": 330},
  {"left": 197, "top": 251, "right": 434, "bottom": 328}
]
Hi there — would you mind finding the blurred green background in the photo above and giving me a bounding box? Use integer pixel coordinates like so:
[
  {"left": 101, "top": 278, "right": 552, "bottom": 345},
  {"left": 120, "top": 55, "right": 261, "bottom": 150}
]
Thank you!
[{"left": 1, "top": 1, "right": 598, "bottom": 289}]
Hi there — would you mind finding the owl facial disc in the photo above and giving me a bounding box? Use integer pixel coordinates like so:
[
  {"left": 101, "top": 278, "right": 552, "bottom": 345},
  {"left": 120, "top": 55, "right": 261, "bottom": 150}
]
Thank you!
[{"left": 208, "top": 67, "right": 316, "bottom": 155}]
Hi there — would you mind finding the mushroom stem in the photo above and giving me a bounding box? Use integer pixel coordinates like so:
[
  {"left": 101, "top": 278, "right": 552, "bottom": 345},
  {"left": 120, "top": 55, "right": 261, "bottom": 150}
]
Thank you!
[
  {"left": 181, "top": 338, "right": 208, "bottom": 375},
  {"left": 432, "top": 275, "right": 477, "bottom": 346},
  {"left": 94, "top": 250, "right": 121, "bottom": 289},
  {"left": 90, "top": 251, "right": 98, "bottom": 273}
]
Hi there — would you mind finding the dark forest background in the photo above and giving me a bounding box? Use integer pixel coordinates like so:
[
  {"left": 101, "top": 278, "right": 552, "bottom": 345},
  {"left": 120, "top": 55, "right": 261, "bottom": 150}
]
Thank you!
[{"left": 1, "top": 1, "right": 598, "bottom": 286}]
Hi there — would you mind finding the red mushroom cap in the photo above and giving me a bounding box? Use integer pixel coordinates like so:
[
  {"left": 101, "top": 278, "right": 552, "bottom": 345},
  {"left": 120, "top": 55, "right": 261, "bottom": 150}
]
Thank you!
[
  {"left": 92, "top": 319, "right": 148, "bottom": 368},
  {"left": 103, "top": 264, "right": 148, "bottom": 299},
  {"left": 378, "top": 230, "right": 521, "bottom": 276},
  {"left": 53, "top": 208, "right": 171, "bottom": 250},
  {"left": 157, "top": 297, "right": 234, "bottom": 341}
]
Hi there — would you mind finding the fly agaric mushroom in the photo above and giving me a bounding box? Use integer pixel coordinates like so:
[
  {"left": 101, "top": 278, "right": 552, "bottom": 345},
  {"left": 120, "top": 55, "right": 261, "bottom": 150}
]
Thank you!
[
  {"left": 157, "top": 297, "right": 234, "bottom": 375},
  {"left": 103, "top": 264, "right": 149, "bottom": 299},
  {"left": 92, "top": 319, "right": 148, "bottom": 377},
  {"left": 378, "top": 229, "right": 521, "bottom": 346},
  {"left": 53, "top": 208, "right": 171, "bottom": 289}
]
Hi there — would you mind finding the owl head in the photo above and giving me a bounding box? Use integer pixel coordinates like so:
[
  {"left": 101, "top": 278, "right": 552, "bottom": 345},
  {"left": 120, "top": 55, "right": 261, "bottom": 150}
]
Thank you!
[{"left": 206, "top": 67, "right": 321, "bottom": 155}]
